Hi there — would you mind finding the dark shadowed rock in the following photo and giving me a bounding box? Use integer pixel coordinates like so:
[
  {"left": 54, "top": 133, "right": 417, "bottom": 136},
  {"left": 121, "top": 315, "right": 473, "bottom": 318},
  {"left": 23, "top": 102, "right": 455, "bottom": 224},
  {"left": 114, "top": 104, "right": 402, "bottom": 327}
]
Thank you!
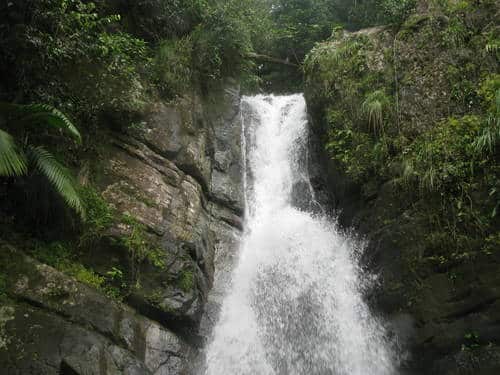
[
  {"left": 0, "top": 248, "right": 186, "bottom": 374},
  {"left": 0, "top": 85, "right": 244, "bottom": 374},
  {"left": 304, "top": 3, "right": 500, "bottom": 372}
]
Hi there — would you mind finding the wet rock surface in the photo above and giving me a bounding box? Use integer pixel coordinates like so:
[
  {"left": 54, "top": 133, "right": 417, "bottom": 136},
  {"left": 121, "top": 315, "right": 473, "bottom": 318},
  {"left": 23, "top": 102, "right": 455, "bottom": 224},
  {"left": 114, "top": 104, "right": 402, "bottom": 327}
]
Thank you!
[
  {"left": 0, "top": 249, "right": 186, "bottom": 375},
  {"left": 0, "top": 87, "right": 244, "bottom": 374},
  {"left": 305, "top": 16, "right": 500, "bottom": 375}
]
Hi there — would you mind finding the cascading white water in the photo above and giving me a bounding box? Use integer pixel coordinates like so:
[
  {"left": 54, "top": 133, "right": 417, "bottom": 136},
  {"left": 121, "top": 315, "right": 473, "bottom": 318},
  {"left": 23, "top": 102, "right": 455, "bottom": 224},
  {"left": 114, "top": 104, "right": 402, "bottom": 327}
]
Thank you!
[{"left": 204, "top": 94, "right": 397, "bottom": 375}]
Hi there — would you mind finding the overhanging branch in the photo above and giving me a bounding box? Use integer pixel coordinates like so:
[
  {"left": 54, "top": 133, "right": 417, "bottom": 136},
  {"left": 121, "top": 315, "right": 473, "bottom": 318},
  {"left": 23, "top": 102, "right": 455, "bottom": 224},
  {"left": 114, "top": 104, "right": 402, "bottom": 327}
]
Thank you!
[{"left": 247, "top": 52, "right": 299, "bottom": 68}]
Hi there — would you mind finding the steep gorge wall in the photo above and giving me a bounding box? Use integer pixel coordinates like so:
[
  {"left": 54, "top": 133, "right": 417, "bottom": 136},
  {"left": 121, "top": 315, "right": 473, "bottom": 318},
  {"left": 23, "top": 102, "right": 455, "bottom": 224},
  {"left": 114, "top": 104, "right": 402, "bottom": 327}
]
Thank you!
[
  {"left": 305, "top": 3, "right": 500, "bottom": 374},
  {"left": 0, "top": 87, "right": 244, "bottom": 374}
]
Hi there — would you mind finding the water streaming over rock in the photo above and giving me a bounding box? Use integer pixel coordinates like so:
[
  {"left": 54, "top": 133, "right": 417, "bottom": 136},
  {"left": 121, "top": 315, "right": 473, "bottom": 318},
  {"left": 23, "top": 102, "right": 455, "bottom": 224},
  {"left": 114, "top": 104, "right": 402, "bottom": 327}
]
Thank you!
[{"left": 203, "top": 94, "right": 397, "bottom": 375}]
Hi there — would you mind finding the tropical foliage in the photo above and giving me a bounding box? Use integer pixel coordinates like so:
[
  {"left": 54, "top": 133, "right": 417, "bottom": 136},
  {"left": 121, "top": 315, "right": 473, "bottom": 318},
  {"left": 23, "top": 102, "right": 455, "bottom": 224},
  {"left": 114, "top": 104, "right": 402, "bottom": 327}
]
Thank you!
[
  {"left": 0, "top": 103, "right": 84, "bottom": 217},
  {"left": 305, "top": 0, "right": 500, "bottom": 265},
  {"left": 0, "top": 0, "right": 497, "bottom": 312}
]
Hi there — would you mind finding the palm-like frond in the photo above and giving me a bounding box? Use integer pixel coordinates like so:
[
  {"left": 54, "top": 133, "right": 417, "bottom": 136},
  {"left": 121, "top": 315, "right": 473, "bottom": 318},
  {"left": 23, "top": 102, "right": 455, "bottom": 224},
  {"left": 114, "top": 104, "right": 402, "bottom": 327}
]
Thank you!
[
  {"left": 0, "top": 102, "right": 81, "bottom": 143},
  {"left": 29, "top": 146, "right": 85, "bottom": 218},
  {"left": 0, "top": 129, "right": 27, "bottom": 176}
]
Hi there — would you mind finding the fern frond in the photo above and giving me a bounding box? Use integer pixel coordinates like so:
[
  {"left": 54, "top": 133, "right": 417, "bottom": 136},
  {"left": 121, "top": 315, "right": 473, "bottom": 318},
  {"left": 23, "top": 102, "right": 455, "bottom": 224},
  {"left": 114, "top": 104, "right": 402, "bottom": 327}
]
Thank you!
[
  {"left": 28, "top": 146, "right": 85, "bottom": 218},
  {"left": 21, "top": 104, "right": 81, "bottom": 143},
  {"left": 0, "top": 102, "right": 81, "bottom": 143},
  {"left": 0, "top": 129, "right": 27, "bottom": 176}
]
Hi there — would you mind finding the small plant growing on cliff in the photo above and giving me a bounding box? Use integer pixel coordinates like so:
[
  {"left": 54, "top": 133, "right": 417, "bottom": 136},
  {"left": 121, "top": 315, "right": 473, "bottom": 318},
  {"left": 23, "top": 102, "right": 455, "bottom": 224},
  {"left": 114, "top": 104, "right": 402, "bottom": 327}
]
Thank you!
[
  {"left": 79, "top": 187, "right": 114, "bottom": 246},
  {"left": 178, "top": 269, "right": 195, "bottom": 293},
  {"left": 0, "top": 103, "right": 84, "bottom": 217},
  {"left": 474, "top": 88, "right": 500, "bottom": 153},
  {"left": 443, "top": 17, "right": 469, "bottom": 47},
  {"left": 119, "top": 214, "right": 168, "bottom": 284},
  {"left": 361, "top": 90, "right": 391, "bottom": 136},
  {"left": 462, "top": 332, "right": 480, "bottom": 351},
  {"left": 31, "top": 241, "right": 105, "bottom": 290}
]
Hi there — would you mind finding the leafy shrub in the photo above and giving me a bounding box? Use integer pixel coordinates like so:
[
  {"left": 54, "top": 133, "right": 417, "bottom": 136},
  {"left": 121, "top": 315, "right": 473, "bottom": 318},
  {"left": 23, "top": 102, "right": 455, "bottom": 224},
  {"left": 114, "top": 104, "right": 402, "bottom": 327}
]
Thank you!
[
  {"left": 305, "top": 34, "right": 374, "bottom": 107},
  {"left": 325, "top": 127, "right": 375, "bottom": 182},
  {"left": 401, "top": 115, "right": 483, "bottom": 192},
  {"left": 124, "top": 0, "right": 206, "bottom": 41},
  {"left": 379, "top": 0, "right": 417, "bottom": 24},
  {"left": 192, "top": 4, "right": 253, "bottom": 86},
  {"left": 1, "top": 0, "right": 148, "bottom": 122},
  {"left": 152, "top": 36, "right": 194, "bottom": 98},
  {"left": 82, "top": 32, "right": 148, "bottom": 114}
]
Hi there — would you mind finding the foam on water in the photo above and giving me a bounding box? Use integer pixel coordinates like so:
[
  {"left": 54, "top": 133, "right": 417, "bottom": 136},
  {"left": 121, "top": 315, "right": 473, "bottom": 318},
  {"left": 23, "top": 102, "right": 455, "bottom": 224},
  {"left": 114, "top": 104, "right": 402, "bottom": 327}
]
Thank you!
[{"left": 204, "top": 94, "right": 397, "bottom": 375}]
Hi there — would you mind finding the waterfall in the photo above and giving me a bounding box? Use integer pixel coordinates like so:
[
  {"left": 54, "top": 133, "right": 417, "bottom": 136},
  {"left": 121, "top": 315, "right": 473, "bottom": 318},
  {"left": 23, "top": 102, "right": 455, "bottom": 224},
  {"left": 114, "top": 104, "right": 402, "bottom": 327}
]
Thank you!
[{"left": 203, "top": 94, "right": 397, "bottom": 375}]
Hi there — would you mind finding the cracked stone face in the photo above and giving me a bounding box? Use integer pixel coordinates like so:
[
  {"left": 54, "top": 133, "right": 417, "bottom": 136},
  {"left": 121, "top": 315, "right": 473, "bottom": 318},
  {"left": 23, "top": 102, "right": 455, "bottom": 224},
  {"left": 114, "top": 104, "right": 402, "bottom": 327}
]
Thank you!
[
  {"left": 0, "top": 87, "right": 244, "bottom": 374},
  {"left": 94, "top": 89, "right": 244, "bottom": 333}
]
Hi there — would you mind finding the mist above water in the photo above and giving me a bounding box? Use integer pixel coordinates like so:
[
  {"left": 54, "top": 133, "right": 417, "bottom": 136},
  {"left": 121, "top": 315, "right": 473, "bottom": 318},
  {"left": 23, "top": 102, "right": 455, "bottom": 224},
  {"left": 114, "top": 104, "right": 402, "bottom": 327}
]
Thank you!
[{"left": 203, "top": 94, "right": 397, "bottom": 375}]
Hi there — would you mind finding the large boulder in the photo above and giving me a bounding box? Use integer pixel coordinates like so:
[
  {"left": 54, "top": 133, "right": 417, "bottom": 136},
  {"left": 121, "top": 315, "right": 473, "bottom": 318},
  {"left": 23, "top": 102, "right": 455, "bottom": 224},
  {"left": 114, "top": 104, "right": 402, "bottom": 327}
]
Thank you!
[{"left": 0, "top": 247, "right": 186, "bottom": 375}]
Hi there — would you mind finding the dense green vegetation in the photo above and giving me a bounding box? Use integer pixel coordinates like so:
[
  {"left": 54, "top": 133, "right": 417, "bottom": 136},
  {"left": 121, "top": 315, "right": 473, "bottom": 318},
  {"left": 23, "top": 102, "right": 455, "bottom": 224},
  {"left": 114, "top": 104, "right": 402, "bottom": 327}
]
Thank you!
[
  {"left": 0, "top": 0, "right": 403, "bottom": 229},
  {"left": 0, "top": 0, "right": 279, "bottom": 299},
  {"left": 0, "top": 0, "right": 278, "bottom": 110},
  {"left": 269, "top": 0, "right": 416, "bottom": 63},
  {"left": 258, "top": 0, "right": 417, "bottom": 90},
  {"left": 0, "top": 0, "right": 498, "bottom": 323},
  {"left": 305, "top": 0, "right": 499, "bottom": 269},
  {"left": 0, "top": 0, "right": 272, "bottom": 230}
]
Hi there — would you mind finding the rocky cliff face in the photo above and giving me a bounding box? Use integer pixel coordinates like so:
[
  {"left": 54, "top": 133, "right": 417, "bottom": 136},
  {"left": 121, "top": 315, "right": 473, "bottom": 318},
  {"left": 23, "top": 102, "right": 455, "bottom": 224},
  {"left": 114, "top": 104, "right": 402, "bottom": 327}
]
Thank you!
[
  {"left": 305, "top": 3, "right": 500, "bottom": 374},
  {"left": 0, "top": 86, "right": 244, "bottom": 374}
]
